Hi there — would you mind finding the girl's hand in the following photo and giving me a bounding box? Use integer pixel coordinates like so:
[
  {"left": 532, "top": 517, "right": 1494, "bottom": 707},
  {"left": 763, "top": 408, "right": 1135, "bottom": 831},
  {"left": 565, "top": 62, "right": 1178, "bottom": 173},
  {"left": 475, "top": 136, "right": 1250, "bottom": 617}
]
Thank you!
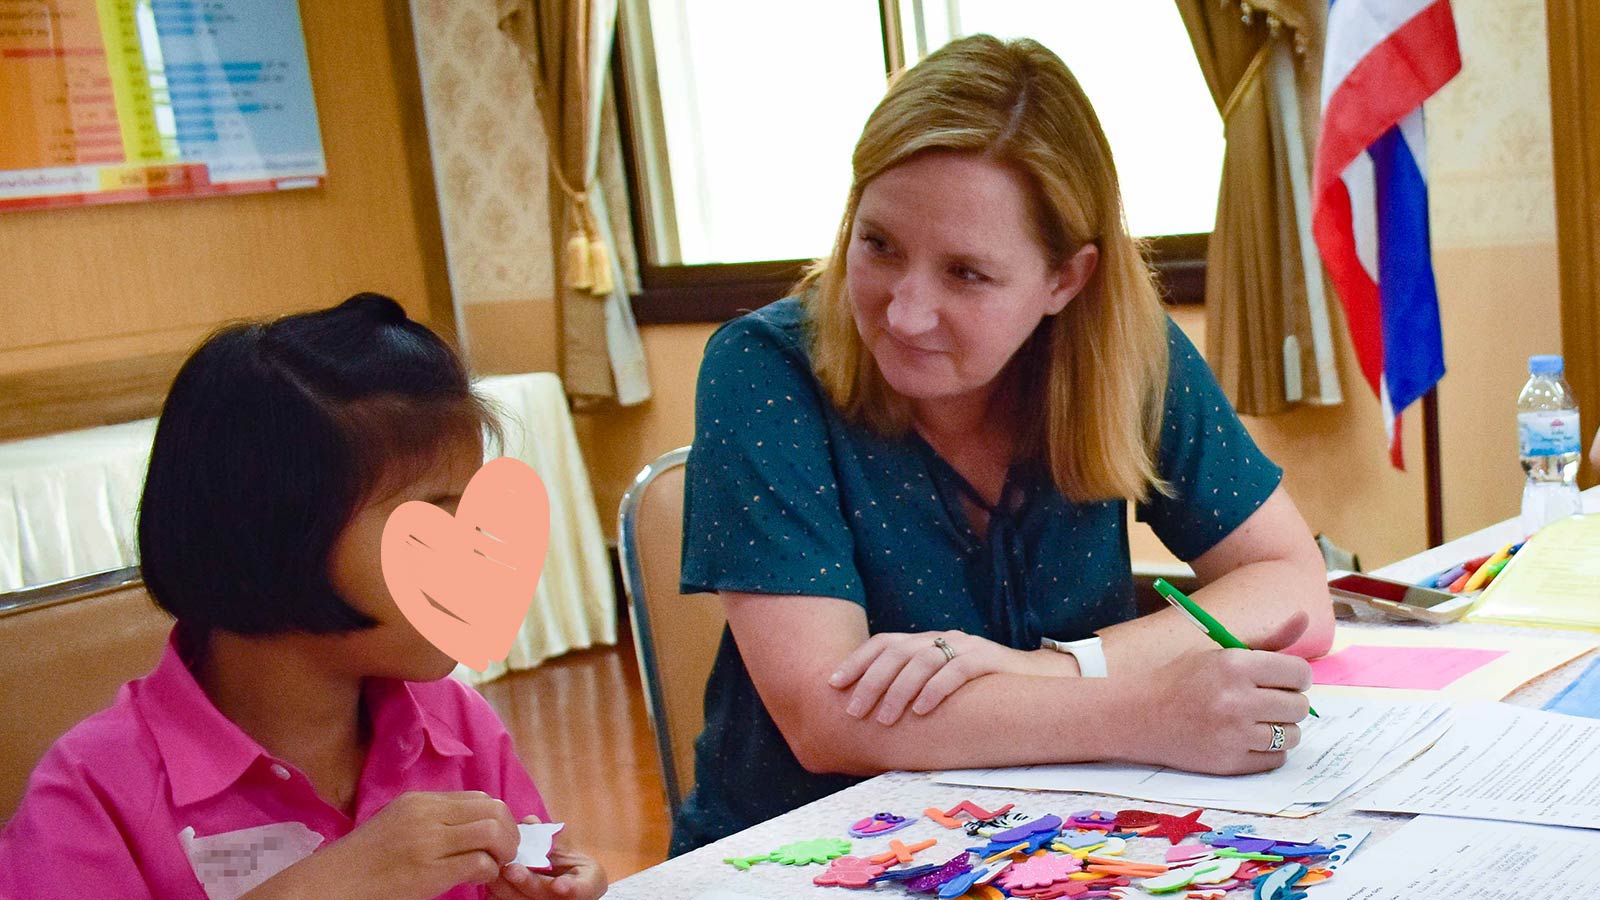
[
  {"left": 828, "top": 630, "right": 1077, "bottom": 725},
  {"left": 1128, "top": 612, "right": 1314, "bottom": 776},
  {"left": 241, "top": 791, "right": 519, "bottom": 900},
  {"left": 489, "top": 816, "right": 608, "bottom": 900}
]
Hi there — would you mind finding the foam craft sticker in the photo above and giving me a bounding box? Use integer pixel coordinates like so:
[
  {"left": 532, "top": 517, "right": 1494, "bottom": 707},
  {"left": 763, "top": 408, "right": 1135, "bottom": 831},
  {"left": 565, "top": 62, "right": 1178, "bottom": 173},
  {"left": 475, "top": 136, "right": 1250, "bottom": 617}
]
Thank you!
[
  {"left": 1114, "top": 810, "right": 1162, "bottom": 830},
  {"left": 948, "top": 801, "right": 1014, "bottom": 820},
  {"left": 1145, "top": 810, "right": 1210, "bottom": 844},
  {"left": 512, "top": 822, "right": 565, "bottom": 871},
  {"left": 1267, "top": 843, "right": 1331, "bottom": 856},
  {"left": 381, "top": 457, "right": 550, "bottom": 671},
  {"left": 1166, "top": 844, "right": 1210, "bottom": 863},
  {"left": 872, "top": 862, "right": 943, "bottom": 882},
  {"left": 1199, "top": 824, "right": 1255, "bottom": 843},
  {"left": 1252, "top": 862, "right": 1309, "bottom": 900},
  {"left": 851, "top": 812, "right": 914, "bottom": 838},
  {"left": 967, "top": 812, "right": 1036, "bottom": 836},
  {"left": 1188, "top": 857, "right": 1242, "bottom": 884},
  {"left": 1069, "top": 810, "right": 1119, "bottom": 830},
  {"left": 1139, "top": 863, "right": 1212, "bottom": 893},
  {"left": 1216, "top": 848, "right": 1283, "bottom": 861},
  {"left": 938, "top": 866, "right": 988, "bottom": 898},
  {"left": 770, "top": 837, "right": 852, "bottom": 866},
  {"left": 1215, "top": 837, "right": 1277, "bottom": 854},
  {"left": 1296, "top": 868, "right": 1333, "bottom": 886},
  {"left": 870, "top": 838, "right": 937, "bottom": 865},
  {"left": 992, "top": 814, "right": 1064, "bottom": 843},
  {"left": 1055, "top": 831, "right": 1108, "bottom": 850},
  {"left": 999, "top": 853, "right": 1084, "bottom": 889},
  {"left": 813, "top": 856, "right": 887, "bottom": 887},
  {"left": 983, "top": 840, "right": 1033, "bottom": 863},
  {"left": 904, "top": 854, "right": 974, "bottom": 892}
]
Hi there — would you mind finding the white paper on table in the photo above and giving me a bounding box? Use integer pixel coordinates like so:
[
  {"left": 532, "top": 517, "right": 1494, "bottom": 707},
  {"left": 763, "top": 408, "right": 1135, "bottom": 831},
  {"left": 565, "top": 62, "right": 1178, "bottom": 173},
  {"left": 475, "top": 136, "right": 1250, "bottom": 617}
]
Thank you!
[
  {"left": 1140, "top": 697, "right": 1451, "bottom": 806},
  {"left": 1358, "top": 701, "right": 1600, "bottom": 829},
  {"left": 934, "top": 697, "right": 1451, "bottom": 816},
  {"left": 1312, "top": 816, "right": 1600, "bottom": 899},
  {"left": 1277, "top": 710, "right": 1454, "bottom": 816},
  {"left": 690, "top": 892, "right": 779, "bottom": 900}
]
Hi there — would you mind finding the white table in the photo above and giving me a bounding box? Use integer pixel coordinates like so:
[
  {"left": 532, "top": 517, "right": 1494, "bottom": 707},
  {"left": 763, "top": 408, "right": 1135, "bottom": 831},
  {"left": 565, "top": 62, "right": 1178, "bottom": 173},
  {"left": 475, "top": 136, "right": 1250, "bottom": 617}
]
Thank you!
[
  {"left": 0, "top": 372, "right": 615, "bottom": 681},
  {"left": 607, "top": 490, "right": 1600, "bottom": 898}
]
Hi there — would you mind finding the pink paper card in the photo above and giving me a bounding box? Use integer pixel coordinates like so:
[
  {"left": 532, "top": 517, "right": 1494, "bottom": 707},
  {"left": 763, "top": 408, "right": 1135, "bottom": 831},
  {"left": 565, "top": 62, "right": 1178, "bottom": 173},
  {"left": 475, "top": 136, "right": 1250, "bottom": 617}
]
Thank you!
[{"left": 1310, "top": 645, "right": 1508, "bottom": 690}]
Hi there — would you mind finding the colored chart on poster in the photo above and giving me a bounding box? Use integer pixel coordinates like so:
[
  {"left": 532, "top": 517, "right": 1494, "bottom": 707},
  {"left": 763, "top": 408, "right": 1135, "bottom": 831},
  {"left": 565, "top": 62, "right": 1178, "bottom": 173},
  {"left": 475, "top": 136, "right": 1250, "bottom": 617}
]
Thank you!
[{"left": 0, "top": 0, "right": 325, "bottom": 210}]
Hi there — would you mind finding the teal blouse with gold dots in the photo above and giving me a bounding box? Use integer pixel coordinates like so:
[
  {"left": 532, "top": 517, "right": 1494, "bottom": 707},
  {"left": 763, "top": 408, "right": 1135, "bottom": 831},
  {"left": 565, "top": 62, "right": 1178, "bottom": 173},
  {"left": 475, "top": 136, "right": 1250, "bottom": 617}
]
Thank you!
[{"left": 670, "top": 297, "right": 1282, "bottom": 854}]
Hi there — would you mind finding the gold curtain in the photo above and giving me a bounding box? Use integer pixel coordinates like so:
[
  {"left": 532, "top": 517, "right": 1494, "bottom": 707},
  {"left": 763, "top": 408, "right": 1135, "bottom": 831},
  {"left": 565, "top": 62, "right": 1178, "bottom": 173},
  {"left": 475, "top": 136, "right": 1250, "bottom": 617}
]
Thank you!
[
  {"left": 499, "top": 0, "right": 651, "bottom": 407},
  {"left": 1177, "top": 0, "right": 1339, "bottom": 416}
]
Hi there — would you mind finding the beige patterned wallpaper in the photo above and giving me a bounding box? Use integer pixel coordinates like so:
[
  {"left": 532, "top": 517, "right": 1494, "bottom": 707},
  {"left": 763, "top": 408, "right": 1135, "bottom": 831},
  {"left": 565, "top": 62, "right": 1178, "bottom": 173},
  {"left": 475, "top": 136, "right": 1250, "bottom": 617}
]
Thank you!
[
  {"left": 409, "top": 0, "right": 555, "bottom": 306},
  {"left": 1427, "top": 0, "right": 1557, "bottom": 248}
]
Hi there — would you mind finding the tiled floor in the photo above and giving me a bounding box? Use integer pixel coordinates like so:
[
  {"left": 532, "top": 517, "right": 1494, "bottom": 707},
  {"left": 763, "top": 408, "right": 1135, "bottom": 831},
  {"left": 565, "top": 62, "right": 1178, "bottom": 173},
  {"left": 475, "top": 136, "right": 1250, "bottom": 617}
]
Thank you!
[{"left": 476, "top": 626, "right": 673, "bottom": 881}]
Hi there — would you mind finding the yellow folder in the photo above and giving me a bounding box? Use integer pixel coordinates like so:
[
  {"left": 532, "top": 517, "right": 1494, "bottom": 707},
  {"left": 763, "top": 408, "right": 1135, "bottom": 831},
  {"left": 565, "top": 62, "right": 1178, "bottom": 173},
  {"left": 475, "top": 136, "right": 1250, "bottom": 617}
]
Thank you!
[{"left": 1467, "top": 514, "right": 1600, "bottom": 630}]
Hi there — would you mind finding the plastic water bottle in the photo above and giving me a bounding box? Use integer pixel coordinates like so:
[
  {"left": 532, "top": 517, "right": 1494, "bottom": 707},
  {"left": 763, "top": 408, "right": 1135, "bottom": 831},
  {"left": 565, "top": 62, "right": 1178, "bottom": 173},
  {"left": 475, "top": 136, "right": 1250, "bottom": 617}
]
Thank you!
[{"left": 1518, "top": 354, "right": 1582, "bottom": 532}]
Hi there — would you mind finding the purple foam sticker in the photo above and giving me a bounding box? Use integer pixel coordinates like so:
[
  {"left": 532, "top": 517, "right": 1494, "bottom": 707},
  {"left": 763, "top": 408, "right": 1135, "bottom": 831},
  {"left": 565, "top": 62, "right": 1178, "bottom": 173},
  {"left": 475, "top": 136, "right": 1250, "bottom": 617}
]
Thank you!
[
  {"left": 991, "top": 813, "right": 1063, "bottom": 844},
  {"left": 849, "top": 812, "right": 914, "bottom": 838},
  {"left": 904, "top": 854, "right": 973, "bottom": 893}
]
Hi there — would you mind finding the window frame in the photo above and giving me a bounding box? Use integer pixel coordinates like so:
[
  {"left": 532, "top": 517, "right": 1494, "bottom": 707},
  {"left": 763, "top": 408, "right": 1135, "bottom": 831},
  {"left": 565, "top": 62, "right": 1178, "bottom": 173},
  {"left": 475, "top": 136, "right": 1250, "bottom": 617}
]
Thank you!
[{"left": 614, "top": 4, "right": 1207, "bottom": 326}]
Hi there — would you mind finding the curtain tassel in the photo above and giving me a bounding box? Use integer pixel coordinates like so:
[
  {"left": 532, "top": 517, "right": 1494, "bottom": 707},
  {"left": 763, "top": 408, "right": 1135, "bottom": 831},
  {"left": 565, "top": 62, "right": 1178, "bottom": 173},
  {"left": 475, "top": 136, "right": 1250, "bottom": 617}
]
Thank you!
[
  {"left": 565, "top": 230, "right": 593, "bottom": 290},
  {"left": 587, "top": 238, "right": 614, "bottom": 296}
]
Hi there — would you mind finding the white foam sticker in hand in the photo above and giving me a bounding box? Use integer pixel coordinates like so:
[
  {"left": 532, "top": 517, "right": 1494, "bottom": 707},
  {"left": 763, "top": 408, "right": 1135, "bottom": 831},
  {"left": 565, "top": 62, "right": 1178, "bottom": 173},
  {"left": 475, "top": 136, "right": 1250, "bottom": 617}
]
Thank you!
[
  {"left": 179, "top": 821, "right": 324, "bottom": 900},
  {"left": 514, "top": 822, "right": 565, "bottom": 871}
]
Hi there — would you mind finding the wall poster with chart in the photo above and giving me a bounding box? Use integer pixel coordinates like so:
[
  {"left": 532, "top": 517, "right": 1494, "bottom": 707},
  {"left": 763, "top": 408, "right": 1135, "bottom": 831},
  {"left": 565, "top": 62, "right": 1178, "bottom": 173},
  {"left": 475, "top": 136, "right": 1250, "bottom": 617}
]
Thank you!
[{"left": 0, "top": 0, "right": 325, "bottom": 211}]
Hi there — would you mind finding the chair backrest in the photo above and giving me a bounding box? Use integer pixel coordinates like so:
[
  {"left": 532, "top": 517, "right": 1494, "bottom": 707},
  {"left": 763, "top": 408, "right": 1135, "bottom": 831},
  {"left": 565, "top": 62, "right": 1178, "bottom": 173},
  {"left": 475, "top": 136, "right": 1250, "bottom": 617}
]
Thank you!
[
  {"left": 617, "top": 446, "right": 726, "bottom": 816},
  {"left": 0, "top": 568, "right": 171, "bottom": 820}
]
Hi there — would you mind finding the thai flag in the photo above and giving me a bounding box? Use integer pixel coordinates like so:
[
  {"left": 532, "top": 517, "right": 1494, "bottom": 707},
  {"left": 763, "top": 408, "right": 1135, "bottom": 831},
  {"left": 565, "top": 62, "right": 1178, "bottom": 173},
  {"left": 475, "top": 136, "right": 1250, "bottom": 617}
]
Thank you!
[{"left": 1312, "top": 0, "right": 1461, "bottom": 468}]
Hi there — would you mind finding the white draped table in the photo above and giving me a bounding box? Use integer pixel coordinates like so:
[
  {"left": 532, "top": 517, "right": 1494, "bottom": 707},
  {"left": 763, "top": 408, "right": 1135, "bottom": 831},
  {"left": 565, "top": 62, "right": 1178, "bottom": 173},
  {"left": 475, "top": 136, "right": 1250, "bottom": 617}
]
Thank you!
[{"left": 0, "top": 372, "right": 614, "bottom": 679}]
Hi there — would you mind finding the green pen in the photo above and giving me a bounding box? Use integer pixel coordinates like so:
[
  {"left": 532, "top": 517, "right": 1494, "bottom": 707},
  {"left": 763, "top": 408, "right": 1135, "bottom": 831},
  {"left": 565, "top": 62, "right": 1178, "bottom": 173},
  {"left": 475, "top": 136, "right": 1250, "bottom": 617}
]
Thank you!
[{"left": 1153, "top": 578, "right": 1319, "bottom": 718}]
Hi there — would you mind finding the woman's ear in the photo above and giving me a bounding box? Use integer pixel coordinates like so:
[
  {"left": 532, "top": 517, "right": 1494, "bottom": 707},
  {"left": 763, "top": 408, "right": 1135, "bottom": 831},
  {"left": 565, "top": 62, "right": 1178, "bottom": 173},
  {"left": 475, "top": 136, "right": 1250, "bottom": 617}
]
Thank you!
[{"left": 1045, "top": 243, "right": 1099, "bottom": 316}]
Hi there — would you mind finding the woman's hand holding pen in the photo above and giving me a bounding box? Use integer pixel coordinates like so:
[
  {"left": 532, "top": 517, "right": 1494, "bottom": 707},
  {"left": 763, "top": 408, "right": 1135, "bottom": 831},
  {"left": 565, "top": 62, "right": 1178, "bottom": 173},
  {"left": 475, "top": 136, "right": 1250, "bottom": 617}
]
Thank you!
[{"left": 1120, "top": 612, "right": 1314, "bottom": 776}]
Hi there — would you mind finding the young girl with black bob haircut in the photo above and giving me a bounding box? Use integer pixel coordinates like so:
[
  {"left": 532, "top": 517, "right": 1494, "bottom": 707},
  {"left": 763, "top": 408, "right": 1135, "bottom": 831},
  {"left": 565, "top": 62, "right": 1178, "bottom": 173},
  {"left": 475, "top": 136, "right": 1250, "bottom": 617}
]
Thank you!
[{"left": 0, "top": 294, "right": 607, "bottom": 900}]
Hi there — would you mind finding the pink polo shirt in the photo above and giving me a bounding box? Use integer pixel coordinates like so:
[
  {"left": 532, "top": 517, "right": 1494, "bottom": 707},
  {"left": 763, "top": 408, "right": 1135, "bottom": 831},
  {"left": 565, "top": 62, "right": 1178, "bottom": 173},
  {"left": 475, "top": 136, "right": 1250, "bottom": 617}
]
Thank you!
[{"left": 0, "top": 630, "right": 549, "bottom": 900}]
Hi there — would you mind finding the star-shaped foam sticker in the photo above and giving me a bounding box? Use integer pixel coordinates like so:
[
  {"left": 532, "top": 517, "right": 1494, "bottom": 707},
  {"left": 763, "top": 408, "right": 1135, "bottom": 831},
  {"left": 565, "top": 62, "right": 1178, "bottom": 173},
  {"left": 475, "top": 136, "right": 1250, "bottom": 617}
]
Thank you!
[
  {"left": 813, "top": 855, "right": 887, "bottom": 887},
  {"left": 1146, "top": 809, "right": 1212, "bottom": 844},
  {"left": 1114, "top": 809, "right": 1162, "bottom": 831}
]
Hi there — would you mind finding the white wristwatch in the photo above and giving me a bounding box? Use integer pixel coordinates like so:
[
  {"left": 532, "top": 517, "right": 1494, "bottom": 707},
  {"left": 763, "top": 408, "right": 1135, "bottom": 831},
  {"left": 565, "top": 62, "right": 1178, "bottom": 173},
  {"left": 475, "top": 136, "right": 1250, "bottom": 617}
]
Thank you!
[{"left": 1041, "top": 635, "right": 1107, "bottom": 678}]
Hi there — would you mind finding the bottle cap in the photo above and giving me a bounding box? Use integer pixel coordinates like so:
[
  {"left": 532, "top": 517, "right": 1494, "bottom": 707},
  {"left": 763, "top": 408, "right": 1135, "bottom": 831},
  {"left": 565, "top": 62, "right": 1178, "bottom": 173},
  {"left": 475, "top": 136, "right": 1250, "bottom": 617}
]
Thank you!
[{"left": 1529, "top": 354, "right": 1564, "bottom": 375}]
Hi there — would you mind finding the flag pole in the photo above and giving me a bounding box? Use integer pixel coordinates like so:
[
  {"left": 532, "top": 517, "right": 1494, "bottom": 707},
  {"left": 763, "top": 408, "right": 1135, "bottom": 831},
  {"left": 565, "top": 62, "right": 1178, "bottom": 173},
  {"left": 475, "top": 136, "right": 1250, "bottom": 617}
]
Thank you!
[{"left": 1423, "top": 388, "right": 1443, "bottom": 547}]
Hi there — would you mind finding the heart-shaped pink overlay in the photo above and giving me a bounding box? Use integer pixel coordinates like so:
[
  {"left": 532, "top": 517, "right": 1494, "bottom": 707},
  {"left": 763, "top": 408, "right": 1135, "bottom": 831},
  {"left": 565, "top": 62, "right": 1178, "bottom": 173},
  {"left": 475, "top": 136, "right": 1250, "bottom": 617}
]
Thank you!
[{"left": 381, "top": 457, "right": 550, "bottom": 671}]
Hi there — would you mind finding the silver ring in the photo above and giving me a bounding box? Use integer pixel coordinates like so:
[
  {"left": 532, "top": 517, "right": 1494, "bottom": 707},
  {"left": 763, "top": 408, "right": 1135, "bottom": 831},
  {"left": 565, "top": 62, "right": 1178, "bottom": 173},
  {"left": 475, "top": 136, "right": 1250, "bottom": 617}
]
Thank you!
[
  {"left": 1267, "top": 723, "right": 1286, "bottom": 752},
  {"left": 933, "top": 636, "right": 957, "bottom": 663}
]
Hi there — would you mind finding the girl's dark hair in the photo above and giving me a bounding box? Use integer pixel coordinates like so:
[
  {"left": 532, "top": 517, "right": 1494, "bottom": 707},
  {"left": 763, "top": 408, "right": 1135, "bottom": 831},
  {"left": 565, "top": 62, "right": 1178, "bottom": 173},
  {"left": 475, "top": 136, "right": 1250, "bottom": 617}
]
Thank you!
[{"left": 138, "top": 293, "right": 499, "bottom": 638}]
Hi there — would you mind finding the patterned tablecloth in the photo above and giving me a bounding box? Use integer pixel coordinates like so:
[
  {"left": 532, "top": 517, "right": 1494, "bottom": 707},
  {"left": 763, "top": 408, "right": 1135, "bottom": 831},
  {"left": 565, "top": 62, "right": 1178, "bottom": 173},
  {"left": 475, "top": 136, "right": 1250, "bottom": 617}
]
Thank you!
[{"left": 608, "top": 490, "right": 1600, "bottom": 899}]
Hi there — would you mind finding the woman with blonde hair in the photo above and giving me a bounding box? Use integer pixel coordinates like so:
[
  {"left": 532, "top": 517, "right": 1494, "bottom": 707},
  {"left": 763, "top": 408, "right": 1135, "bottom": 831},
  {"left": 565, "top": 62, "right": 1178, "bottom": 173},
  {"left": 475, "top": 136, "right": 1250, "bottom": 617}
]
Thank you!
[{"left": 672, "top": 34, "right": 1334, "bottom": 853}]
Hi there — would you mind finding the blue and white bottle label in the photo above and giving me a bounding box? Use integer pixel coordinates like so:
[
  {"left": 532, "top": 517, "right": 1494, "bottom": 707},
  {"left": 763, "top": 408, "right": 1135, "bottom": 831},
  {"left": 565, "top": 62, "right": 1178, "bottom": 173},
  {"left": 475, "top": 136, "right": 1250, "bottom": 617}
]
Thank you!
[{"left": 1518, "top": 410, "right": 1581, "bottom": 456}]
